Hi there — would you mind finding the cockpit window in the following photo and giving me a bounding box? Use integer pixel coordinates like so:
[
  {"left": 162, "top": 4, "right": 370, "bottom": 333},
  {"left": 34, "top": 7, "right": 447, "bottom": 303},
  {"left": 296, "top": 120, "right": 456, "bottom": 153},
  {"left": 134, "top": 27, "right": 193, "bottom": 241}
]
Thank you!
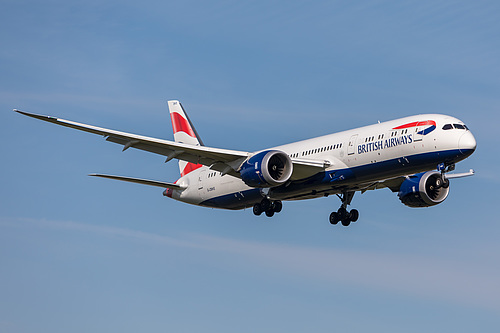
[
  {"left": 442, "top": 124, "right": 453, "bottom": 130},
  {"left": 454, "top": 124, "right": 466, "bottom": 130}
]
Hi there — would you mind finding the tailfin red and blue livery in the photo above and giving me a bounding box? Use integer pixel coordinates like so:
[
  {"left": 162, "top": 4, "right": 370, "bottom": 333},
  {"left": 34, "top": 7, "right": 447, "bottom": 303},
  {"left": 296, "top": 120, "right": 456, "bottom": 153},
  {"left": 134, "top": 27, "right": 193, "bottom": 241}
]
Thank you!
[{"left": 167, "top": 100, "right": 204, "bottom": 176}]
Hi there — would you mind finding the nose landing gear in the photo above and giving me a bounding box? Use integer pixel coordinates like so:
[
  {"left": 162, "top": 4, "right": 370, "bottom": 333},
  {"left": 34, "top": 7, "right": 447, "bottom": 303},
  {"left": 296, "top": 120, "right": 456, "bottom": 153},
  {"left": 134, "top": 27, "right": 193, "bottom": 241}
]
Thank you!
[
  {"left": 435, "top": 162, "right": 453, "bottom": 190},
  {"left": 330, "top": 191, "right": 359, "bottom": 226}
]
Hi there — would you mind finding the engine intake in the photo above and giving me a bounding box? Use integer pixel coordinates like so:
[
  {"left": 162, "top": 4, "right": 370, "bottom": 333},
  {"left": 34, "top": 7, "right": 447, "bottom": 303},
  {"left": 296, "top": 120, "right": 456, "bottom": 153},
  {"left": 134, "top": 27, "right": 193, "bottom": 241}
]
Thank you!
[
  {"left": 240, "top": 150, "right": 293, "bottom": 187},
  {"left": 398, "top": 171, "right": 450, "bottom": 207}
]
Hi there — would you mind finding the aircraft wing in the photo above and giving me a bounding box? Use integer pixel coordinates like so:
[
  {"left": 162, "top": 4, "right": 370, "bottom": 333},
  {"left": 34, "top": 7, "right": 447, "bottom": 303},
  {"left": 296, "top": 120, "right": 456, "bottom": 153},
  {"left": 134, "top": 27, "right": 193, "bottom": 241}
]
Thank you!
[
  {"left": 359, "top": 177, "right": 405, "bottom": 193},
  {"left": 16, "top": 110, "right": 329, "bottom": 179},
  {"left": 359, "top": 169, "right": 476, "bottom": 193},
  {"left": 16, "top": 110, "right": 250, "bottom": 173}
]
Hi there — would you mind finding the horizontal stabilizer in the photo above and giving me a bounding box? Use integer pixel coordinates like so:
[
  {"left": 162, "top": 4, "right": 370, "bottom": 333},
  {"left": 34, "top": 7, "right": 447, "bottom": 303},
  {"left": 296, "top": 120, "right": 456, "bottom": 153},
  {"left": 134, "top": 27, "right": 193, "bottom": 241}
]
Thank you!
[{"left": 89, "top": 173, "right": 185, "bottom": 189}]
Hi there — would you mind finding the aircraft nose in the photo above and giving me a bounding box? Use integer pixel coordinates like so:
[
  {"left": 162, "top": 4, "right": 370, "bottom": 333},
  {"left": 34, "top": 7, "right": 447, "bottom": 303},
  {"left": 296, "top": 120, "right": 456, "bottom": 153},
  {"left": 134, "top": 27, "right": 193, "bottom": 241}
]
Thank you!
[{"left": 459, "top": 131, "right": 477, "bottom": 156}]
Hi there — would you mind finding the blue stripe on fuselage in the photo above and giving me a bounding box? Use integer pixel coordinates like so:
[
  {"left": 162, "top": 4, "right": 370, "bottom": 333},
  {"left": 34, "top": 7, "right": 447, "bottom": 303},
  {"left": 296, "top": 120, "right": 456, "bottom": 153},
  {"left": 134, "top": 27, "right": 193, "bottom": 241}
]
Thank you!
[
  {"left": 199, "top": 188, "right": 263, "bottom": 210},
  {"left": 199, "top": 149, "right": 471, "bottom": 209},
  {"left": 346, "top": 148, "right": 467, "bottom": 183}
]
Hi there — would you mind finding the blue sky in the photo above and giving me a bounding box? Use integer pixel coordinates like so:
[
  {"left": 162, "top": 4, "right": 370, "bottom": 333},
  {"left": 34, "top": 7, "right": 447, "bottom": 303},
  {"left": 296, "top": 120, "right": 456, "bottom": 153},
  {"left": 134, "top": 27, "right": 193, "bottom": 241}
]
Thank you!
[{"left": 1, "top": 1, "right": 499, "bottom": 332}]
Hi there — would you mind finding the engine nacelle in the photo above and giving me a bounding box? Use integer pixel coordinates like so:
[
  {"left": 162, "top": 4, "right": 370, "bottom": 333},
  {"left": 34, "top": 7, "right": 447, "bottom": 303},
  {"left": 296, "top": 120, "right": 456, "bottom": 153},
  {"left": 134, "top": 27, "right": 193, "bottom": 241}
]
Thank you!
[
  {"left": 240, "top": 150, "right": 293, "bottom": 188},
  {"left": 398, "top": 171, "right": 450, "bottom": 207}
]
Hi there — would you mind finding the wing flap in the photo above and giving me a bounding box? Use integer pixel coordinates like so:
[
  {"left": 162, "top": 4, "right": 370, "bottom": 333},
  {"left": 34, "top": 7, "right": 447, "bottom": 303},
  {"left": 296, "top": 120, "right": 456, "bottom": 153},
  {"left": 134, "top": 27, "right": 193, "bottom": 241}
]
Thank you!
[{"left": 290, "top": 158, "right": 331, "bottom": 180}]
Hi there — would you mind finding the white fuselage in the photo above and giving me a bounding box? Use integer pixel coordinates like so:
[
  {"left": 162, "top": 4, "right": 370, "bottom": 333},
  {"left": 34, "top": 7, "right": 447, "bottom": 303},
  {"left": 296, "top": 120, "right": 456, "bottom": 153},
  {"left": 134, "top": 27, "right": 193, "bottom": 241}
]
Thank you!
[{"left": 170, "top": 114, "right": 476, "bottom": 210}]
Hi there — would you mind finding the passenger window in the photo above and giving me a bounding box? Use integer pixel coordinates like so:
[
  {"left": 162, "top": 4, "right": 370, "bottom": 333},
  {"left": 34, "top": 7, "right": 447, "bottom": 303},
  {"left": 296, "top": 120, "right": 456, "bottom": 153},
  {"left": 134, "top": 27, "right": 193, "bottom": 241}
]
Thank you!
[{"left": 442, "top": 124, "right": 453, "bottom": 130}]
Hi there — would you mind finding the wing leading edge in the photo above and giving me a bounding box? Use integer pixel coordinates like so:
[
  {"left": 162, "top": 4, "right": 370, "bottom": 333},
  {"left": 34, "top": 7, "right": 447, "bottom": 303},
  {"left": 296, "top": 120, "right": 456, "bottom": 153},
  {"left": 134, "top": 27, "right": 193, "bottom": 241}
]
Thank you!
[
  {"left": 359, "top": 169, "right": 476, "bottom": 194},
  {"left": 15, "top": 109, "right": 331, "bottom": 180},
  {"left": 15, "top": 109, "right": 249, "bottom": 175}
]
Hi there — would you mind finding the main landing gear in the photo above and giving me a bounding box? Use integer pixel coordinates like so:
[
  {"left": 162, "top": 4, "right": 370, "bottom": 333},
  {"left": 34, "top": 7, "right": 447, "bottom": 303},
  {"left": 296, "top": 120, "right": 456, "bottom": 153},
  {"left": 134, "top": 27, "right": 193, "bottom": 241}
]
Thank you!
[
  {"left": 253, "top": 198, "right": 283, "bottom": 218},
  {"left": 329, "top": 191, "right": 359, "bottom": 226}
]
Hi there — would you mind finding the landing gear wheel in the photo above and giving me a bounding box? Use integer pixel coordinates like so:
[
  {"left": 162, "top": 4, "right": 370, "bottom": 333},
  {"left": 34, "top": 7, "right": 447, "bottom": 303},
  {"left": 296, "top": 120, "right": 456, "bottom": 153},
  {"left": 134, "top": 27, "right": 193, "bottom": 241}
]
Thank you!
[
  {"left": 329, "top": 212, "right": 339, "bottom": 225},
  {"left": 253, "top": 199, "right": 283, "bottom": 218},
  {"left": 261, "top": 198, "right": 271, "bottom": 211},
  {"left": 273, "top": 201, "right": 283, "bottom": 213},
  {"left": 442, "top": 177, "right": 450, "bottom": 188},
  {"left": 349, "top": 209, "right": 359, "bottom": 222},
  {"left": 253, "top": 203, "right": 263, "bottom": 216},
  {"left": 329, "top": 191, "right": 359, "bottom": 226},
  {"left": 338, "top": 207, "right": 348, "bottom": 221}
]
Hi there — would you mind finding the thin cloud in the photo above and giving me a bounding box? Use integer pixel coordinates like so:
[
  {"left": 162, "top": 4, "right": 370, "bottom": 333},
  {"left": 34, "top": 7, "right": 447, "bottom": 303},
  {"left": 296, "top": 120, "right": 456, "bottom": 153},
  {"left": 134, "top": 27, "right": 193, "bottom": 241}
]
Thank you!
[
  {"left": 6, "top": 217, "right": 500, "bottom": 312},
  {"left": 7, "top": 217, "right": 201, "bottom": 250},
  {"left": 193, "top": 234, "right": 500, "bottom": 312}
]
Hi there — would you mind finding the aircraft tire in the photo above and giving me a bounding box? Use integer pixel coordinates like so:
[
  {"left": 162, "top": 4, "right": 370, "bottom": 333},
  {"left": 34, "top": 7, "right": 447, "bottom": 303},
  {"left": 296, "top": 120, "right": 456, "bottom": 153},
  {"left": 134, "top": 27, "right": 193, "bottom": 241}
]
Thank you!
[
  {"left": 349, "top": 209, "right": 359, "bottom": 222},
  {"left": 265, "top": 209, "right": 275, "bottom": 217},
  {"left": 261, "top": 198, "right": 271, "bottom": 211},
  {"left": 273, "top": 201, "right": 283, "bottom": 213},
  {"left": 253, "top": 203, "right": 263, "bottom": 216},
  {"left": 338, "top": 207, "right": 348, "bottom": 220},
  {"left": 329, "top": 212, "right": 339, "bottom": 225}
]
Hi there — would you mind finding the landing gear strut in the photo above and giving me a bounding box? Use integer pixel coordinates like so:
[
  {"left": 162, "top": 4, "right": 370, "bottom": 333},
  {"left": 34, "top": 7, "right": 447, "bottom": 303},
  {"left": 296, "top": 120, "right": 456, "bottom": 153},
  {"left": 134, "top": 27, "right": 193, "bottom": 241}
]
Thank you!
[
  {"left": 435, "top": 162, "right": 453, "bottom": 189},
  {"left": 329, "top": 191, "right": 359, "bottom": 226},
  {"left": 253, "top": 198, "right": 283, "bottom": 218}
]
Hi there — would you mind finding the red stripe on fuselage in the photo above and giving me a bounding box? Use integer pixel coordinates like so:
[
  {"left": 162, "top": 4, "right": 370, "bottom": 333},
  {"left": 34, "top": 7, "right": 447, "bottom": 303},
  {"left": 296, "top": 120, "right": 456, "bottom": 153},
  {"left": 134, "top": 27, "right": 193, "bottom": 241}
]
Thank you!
[
  {"left": 181, "top": 162, "right": 203, "bottom": 177},
  {"left": 170, "top": 112, "right": 197, "bottom": 137},
  {"left": 392, "top": 120, "right": 436, "bottom": 130}
]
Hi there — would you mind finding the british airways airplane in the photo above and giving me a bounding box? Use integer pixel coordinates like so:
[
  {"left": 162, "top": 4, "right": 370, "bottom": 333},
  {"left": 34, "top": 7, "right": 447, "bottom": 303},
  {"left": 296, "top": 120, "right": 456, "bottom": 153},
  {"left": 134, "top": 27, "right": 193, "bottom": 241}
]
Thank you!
[{"left": 16, "top": 100, "right": 476, "bottom": 226}]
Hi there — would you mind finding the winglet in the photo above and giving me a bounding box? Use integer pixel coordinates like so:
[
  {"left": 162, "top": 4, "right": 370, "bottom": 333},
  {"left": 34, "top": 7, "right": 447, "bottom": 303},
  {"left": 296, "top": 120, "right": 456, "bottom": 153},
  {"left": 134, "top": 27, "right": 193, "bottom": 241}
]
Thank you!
[{"left": 14, "top": 109, "right": 59, "bottom": 122}]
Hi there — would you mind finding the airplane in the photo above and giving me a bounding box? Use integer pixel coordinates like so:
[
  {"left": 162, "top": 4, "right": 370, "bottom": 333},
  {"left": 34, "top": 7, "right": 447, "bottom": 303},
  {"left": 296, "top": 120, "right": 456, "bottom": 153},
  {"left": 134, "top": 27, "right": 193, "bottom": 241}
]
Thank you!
[{"left": 15, "top": 100, "right": 476, "bottom": 226}]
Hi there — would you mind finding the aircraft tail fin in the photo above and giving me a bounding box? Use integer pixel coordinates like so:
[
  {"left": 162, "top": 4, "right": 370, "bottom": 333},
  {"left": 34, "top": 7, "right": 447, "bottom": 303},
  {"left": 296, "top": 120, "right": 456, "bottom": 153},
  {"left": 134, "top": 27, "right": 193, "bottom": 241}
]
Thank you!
[{"left": 167, "top": 100, "right": 204, "bottom": 176}]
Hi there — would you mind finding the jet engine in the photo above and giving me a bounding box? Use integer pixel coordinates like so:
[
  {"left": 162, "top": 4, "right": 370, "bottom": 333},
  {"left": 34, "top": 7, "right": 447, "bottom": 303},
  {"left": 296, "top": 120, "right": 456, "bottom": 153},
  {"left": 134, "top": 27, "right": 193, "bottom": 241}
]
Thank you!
[
  {"left": 240, "top": 150, "right": 293, "bottom": 187},
  {"left": 398, "top": 171, "right": 450, "bottom": 207}
]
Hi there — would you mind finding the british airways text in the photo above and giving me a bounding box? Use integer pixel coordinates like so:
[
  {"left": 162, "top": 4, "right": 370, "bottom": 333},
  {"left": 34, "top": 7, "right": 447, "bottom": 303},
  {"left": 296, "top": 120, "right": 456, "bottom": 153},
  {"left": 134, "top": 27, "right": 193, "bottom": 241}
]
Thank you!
[{"left": 358, "top": 134, "right": 413, "bottom": 154}]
